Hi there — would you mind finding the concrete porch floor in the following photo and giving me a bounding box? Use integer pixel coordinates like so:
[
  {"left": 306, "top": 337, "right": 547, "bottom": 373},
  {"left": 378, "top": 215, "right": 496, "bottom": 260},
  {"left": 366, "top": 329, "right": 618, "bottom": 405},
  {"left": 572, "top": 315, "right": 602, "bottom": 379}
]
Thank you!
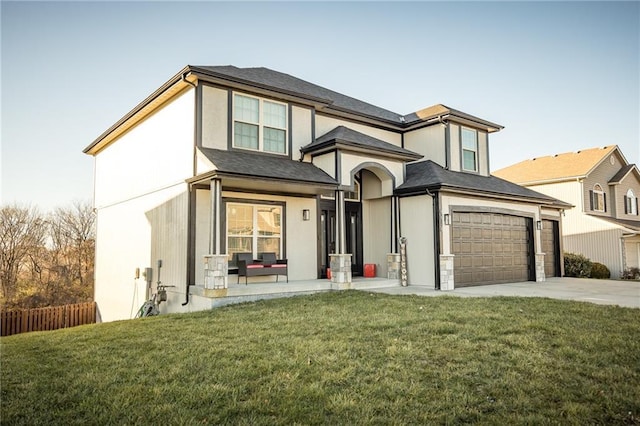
[{"left": 188, "top": 276, "right": 639, "bottom": 310}]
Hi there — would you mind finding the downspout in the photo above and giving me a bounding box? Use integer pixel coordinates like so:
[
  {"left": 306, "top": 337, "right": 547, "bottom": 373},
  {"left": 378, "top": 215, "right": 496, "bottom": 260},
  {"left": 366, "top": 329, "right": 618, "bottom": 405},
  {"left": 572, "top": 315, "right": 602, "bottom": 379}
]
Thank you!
[
  {"left": 425, "top": 188, "right": 441, "bottom": 290},
  {"left": 182, "top": 70, "right": 197, "bottom": 307}
]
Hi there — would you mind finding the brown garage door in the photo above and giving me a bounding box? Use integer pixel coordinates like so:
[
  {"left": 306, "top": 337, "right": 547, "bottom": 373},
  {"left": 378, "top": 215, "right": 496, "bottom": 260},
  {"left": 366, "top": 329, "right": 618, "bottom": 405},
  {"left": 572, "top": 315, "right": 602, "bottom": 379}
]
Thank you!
[
  {"left": 541, "top": 219, "right": 560, "bottom": 277},
  {"left": 452, "top": 212, "right": 534, "bottom": 287}
]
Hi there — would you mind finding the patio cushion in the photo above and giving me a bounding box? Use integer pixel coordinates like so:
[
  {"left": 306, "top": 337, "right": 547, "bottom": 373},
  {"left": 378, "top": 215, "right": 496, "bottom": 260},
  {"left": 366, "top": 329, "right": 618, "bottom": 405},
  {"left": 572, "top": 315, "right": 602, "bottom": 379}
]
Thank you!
[
  {"left": 246, "top": 264, "right": 264, "bottom": 269},
  {"left": 270, "top": 264, "right": 287, "bottom": 268}
]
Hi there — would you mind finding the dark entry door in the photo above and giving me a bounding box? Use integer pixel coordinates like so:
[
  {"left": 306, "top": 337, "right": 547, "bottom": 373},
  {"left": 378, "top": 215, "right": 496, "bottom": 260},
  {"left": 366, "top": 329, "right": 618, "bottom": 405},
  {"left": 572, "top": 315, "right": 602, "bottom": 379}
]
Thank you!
[{"left": 319, "top": 201, "right": 362, "bottom": 277}]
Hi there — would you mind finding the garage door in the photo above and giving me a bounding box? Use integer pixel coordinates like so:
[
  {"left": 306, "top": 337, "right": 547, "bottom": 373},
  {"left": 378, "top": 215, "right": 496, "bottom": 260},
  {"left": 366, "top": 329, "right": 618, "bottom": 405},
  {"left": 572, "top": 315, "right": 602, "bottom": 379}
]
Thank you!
[
  {"left": 541, "top": 219, "right": 560, "bottom": 277},
  {"left": 452, "top": 212, "right": 534, "bottom": 287}
]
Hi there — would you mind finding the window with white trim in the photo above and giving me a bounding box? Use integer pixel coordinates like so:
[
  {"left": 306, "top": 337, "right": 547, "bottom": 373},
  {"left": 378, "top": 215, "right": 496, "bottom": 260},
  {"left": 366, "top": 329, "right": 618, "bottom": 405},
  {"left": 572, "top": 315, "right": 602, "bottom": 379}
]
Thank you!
[
  {"left": 226, "top": 202, "right": 283, "bottom": 258},
  {"left": 591, "top": 184, "right": 606, "bottom": 212},
  {"left": 625, "top": 189, "right": 638, "bottom": 215},
  {"left": 461, "top": 127, "right": 478, "bottom": 172},
  {"left": 233, "top": 93, "right": 287, "bottom": 154}
]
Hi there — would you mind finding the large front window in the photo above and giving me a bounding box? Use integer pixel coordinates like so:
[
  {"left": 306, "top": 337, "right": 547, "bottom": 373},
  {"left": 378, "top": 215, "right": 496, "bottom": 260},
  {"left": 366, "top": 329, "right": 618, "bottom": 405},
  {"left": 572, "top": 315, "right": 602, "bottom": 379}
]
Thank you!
[
  {"left": 461, "top": 127, "right": 478, "bottom": 172},
  {"left": 233, "top": 94, "right": 287, "bottom": 154},
  {"left": 226, "top": 202, "right": 283, "bottom": 258}
]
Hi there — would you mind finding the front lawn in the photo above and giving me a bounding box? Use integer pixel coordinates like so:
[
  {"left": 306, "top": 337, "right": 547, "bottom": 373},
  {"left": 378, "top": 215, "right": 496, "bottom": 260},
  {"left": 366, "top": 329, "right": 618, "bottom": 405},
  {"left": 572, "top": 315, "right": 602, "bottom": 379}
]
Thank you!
[{"left": 2, "top": 292, "right": 639, "bottom": 424}]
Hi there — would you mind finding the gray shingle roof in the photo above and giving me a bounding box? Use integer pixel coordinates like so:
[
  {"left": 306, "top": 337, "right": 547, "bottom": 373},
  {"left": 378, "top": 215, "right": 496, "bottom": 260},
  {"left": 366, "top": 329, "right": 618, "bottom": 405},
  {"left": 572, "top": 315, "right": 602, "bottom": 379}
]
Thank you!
[
  {"left": 397, "top": 160, "right": 571, "bottom": 206},
  {"left": 198, "top": 147, "right": 337, "bottom": 185},
  {"left": 609, "top": 164, "right": 638, "bottom": 184},
  {"left": 301, "top": 126, "right": 422, "bottom": 160},
  {"left": 192, "top": 66, "right": 404, "bottom": 124}
]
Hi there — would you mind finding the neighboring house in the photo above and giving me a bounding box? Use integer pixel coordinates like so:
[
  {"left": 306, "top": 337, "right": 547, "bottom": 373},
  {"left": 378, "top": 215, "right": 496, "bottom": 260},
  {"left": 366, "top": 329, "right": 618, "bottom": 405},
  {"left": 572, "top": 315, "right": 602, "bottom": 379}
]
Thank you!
[
  {"left": 84, "top": 65, "right": 569, "bottom": 322},
  {"left": 494, "top": 145, "right": 640, "bottom": 278}
]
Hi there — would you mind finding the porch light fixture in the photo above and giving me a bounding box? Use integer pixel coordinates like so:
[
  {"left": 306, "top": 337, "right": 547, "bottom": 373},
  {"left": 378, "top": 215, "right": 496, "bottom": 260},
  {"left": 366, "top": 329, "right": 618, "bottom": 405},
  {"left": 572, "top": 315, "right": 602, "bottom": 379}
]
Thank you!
[
  {"left": 443, "top": 213, "right": 451, "bottom": 225},
  {"left": 536, "top": 220, "right": 542, "bottom": 230},
  {"left": 302, "top": 209, "right": 310, "bottom": 221}
]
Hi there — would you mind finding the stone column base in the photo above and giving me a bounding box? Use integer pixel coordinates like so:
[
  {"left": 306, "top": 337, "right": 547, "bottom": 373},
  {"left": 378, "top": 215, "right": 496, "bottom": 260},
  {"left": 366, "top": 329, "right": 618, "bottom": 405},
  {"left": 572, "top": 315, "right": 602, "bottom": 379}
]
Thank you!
[
  {"left": 204, "top": 254, "right": 228, "bottom": 289},
  {"left": 330, "top": 254, "right": 352, "bottom": 290},
  {"left": 387, "top": 253, "right": 401, "bottom": 281},
  {"left": 440, "top": 254, "right": 455, "bottom": 291},
  {"left": 535, "top": 253, "right": 546, "bottom": 282}
]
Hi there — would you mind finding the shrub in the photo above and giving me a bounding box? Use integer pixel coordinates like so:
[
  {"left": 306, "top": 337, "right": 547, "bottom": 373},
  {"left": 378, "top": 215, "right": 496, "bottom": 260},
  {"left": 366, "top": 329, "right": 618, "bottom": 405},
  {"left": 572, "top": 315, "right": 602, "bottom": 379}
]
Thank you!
[
  {"left": 589, "top": 262, "right": 610, "bottom": 279},
  {"left": 621, "top": 267, "right": 640, "bottom": 280},
  {"left": 564, "top": 252, "right": 592, "bottom": 278}
]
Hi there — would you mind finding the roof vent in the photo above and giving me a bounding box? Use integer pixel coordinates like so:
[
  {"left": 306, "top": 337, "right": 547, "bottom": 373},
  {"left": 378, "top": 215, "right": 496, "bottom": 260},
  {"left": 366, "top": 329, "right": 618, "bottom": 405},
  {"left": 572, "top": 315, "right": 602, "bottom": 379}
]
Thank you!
[
  {"left": 399, "top": 116, "right": 405, "bottom": 123},
  {"left": 576, "top": 150, "right": 581, "bottom": 154}
]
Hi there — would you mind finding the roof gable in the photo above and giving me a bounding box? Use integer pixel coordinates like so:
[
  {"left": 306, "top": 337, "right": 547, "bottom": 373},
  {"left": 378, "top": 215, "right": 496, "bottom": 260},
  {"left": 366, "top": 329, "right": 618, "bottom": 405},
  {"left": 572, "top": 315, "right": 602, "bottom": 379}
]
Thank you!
[
  {"left": 493, "top": 145, "right": 620, "bottom": 185},
  {"left": 301, "top": 126, "right": 422, "bottom": 161}
]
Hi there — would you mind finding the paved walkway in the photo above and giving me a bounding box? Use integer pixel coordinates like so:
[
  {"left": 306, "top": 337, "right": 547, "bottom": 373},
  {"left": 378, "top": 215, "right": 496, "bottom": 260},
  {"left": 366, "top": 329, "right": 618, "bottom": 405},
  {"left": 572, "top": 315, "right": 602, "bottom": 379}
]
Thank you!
[{"left": 367, "top": 277, "right": 640, "bottom": 308}]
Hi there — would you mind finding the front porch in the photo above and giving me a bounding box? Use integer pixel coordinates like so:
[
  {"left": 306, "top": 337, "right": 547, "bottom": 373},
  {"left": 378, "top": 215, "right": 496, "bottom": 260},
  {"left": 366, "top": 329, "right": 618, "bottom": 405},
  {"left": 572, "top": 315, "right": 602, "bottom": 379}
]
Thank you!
[{"left": 187, "top": 277, "right": 400, "bottom": 311}]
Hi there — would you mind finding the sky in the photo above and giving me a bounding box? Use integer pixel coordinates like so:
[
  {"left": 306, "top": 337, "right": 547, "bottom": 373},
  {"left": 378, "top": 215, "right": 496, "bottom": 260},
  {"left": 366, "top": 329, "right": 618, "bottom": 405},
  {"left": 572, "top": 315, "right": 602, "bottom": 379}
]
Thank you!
[{"left": 2, "top": 1, "right": 639, "bottom": 212}]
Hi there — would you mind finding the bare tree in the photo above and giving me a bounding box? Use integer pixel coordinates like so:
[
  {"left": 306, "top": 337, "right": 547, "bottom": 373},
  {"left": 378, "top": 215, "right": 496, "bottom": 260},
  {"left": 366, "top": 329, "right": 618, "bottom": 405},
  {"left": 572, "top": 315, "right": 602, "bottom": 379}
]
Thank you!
[
  {"left": 48, "top": 201, "right": 95, "bottom": 303},
  {"left": 0, "top": 205, "right": 47, "bottom": 304}
]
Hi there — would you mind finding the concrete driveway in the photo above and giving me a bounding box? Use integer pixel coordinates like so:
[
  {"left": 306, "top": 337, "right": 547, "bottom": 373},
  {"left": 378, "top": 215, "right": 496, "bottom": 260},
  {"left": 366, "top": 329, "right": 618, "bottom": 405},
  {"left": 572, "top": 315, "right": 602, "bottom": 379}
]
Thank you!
[{"left": 368, "top": 277, "right": 640, "bottom": 308}]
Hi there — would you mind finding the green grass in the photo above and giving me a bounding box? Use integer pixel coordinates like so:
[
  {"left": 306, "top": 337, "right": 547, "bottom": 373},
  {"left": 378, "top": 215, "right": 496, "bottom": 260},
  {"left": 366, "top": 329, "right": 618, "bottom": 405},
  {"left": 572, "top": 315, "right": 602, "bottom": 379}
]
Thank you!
[{"left": 2, "top": 292, "right": 640, "bottom": 425}]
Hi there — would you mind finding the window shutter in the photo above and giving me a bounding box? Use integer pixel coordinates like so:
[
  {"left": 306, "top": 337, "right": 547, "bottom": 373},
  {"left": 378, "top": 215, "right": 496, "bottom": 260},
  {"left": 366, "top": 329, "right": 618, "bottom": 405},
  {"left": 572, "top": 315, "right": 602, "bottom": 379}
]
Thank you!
[
  {"left": 624, "top": 196, "right": 628, "bottom": 214},
  {"left": 589, "top": 190, "right": 594, "bottom": 211},
  {"left": 636, "top": 198, "right": 639, "bottom": 215},
  {"left": 603, "top": 193, "right": 607, "bottom": 212}
]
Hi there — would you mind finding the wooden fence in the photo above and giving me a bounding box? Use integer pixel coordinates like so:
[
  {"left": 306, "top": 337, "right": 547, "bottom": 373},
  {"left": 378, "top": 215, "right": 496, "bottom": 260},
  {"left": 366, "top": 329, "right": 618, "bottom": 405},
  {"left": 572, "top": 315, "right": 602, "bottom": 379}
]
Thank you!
[{"left": 1, "top": 302, "right": 97, "bottom": 337}]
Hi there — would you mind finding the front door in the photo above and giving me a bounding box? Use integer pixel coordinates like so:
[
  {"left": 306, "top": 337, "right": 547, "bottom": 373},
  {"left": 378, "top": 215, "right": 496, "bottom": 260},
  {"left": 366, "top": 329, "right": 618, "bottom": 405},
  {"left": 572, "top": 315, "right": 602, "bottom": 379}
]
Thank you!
[{"left": 319, "top": 200, "right": 363, "bottom": 278}]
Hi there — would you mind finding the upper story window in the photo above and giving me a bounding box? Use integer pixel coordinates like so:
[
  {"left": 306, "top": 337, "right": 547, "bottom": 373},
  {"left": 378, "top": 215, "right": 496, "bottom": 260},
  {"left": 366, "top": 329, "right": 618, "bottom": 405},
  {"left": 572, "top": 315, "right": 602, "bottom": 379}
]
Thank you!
[
  {"left": 590, "top": 184, "right": 606, "bottom": 212},
  {"left": 233, "top": 93, "right": 287, "bottom": 154},
  {"left": 461, "top": 127, "right": 478, "bottom": 172},
  {"left": 625, "top": 189, "right": 638, "bottom": 215}
]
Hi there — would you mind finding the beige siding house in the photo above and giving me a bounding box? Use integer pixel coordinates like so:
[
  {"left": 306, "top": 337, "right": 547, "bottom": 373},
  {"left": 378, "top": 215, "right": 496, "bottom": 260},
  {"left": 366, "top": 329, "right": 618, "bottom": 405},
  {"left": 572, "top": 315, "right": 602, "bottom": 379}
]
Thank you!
[
  {"left": 85, "top": 65, "right": 569, "bottom": 322},
  {"left": 494, "top": 146, "right": 640, "bottom": 278}
]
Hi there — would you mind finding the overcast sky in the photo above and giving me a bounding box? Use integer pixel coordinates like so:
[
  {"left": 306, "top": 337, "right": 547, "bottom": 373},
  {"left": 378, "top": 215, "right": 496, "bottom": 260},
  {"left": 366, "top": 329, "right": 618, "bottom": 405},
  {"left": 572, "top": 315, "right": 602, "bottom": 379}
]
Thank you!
[{"left": 2, "top": 1, "right": 638, "bottom": 212}]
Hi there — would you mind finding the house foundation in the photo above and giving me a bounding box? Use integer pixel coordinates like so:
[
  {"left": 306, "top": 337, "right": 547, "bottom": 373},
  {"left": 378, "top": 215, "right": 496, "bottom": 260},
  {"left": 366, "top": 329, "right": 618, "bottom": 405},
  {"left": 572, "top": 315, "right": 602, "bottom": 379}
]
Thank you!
[
  {"left": 203, "top": 254, "right": 229, "bottom": 295},
  {"left": 330, "top": 254, "right": 352, "bottom": 290},
  {"left": 535, "top": 253, "right": 546, "bottom": 282},
  {"left": 440, "top": 254, "right": 455, "bottom": 291}
]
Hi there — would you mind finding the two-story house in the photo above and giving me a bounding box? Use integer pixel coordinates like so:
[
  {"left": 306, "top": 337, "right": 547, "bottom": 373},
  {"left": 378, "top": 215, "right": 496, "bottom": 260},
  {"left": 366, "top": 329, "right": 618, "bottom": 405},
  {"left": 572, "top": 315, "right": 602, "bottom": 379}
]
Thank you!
[
  {"left": 494, "top": 146, "right": 640, "bottom": 277},
  {"left": 84, "top": 65, "right": 569, "bottom": 322}
]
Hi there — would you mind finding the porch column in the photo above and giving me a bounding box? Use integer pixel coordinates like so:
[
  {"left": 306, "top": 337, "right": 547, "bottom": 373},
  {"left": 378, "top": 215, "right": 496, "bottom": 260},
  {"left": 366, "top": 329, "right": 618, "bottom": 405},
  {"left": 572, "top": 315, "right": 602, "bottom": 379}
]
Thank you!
[
  {"left": 335, "top": 190, "right": 346, "bottom": 254},
  {"left": 210, "top": 178, "right": 222, "bottom": 255},
  {"left": 331, "top": 189, "right": 352, "bottom": 289},
  {"left": 204, "top": 178, "right": 228, "bottom": 294}
]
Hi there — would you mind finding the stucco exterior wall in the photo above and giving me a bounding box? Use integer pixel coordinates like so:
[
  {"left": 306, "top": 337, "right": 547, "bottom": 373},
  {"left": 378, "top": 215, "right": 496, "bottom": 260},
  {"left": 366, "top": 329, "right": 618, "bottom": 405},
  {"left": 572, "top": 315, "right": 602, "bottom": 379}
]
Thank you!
[
  {"left": 399, "top": 195, "right": 435, "bottom": 287},
  {"left": 362, "top": 197, "right": 391, "bottom": 277},
  {"left": 93, "top": 89, "right": 194, "bottom": 322},
  {"left": 94, "top": 185, "right": 189, "bottom": 322},
  {"left": 94, "top": 89, "right": 195, "bottom": 208},
  {"left": 291, "top": 105, "right": 313, "bottom": 155},
  {"left": 201, "top": 85, "right": 228, "bottom": 150},
  {"left": 315, "top": 114, "right": 402, "bottom": 146},
  {"left": 339, "top": 152, "right": 404, "bottom": 191},
  {"left": 403, "top": 125, "right": 446, "bottom": 167}
]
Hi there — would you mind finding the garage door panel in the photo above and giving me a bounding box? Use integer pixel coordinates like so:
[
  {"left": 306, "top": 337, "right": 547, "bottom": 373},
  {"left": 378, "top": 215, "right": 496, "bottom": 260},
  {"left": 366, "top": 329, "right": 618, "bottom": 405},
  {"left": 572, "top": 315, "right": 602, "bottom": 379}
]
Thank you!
[{"left": 452, "top": 212, "right": 533, "bottom": 287}]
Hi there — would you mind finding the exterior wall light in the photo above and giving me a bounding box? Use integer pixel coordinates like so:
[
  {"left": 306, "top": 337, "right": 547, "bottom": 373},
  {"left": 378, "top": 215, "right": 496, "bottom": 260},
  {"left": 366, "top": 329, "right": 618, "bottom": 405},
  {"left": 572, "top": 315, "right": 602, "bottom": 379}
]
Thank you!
[
  {"left": 444, "top": 213, "right": 451, "bottom": 225},
  {"left": 302, "top": 209, "right": 310, "bottom": 221},
  {"left": 536, "top": 220, "right": 542, "bottom": 230}
]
